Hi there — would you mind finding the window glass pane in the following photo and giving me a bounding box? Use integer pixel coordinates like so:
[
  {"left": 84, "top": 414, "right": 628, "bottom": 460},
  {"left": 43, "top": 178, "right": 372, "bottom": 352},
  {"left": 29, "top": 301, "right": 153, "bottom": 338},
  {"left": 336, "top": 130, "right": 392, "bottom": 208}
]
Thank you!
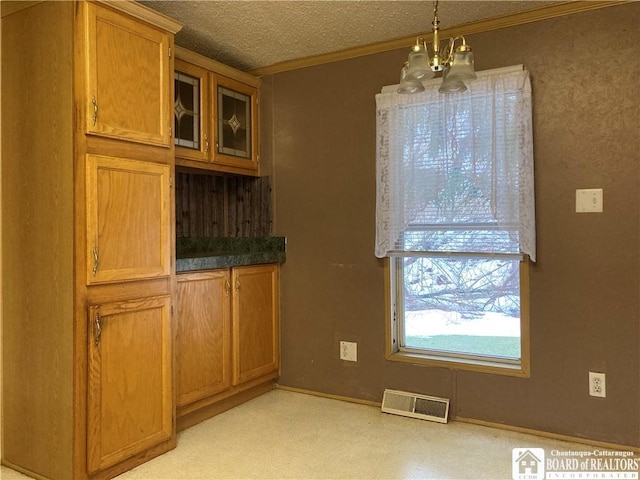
[{"left": 401, "top": 256, "right": 520, "bottom": 359}]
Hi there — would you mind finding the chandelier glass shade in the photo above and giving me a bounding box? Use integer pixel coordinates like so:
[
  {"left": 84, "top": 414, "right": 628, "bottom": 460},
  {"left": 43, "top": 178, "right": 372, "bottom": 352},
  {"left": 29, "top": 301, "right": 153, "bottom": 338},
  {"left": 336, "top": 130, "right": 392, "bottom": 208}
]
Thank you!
[
  {"left": 398, "top": 1, "right": 477, "bottom": 94},
  {"left": 397, "top": 63, "right": 425, "bottom": 94}
]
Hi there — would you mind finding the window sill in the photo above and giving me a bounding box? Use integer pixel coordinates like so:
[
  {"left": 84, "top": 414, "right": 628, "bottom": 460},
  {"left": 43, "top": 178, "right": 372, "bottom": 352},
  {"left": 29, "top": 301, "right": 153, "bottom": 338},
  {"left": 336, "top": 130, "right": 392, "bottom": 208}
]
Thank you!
[{"left": 386, "top": 350, "right": 530, "bottom": 378}]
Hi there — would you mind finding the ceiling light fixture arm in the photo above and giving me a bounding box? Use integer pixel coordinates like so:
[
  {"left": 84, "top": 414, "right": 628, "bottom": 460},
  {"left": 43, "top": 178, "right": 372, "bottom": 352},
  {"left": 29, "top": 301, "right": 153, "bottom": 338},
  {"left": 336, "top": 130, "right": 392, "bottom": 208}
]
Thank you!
[{"left": 398, "top": 0, "right": 477, "bottom": 94}]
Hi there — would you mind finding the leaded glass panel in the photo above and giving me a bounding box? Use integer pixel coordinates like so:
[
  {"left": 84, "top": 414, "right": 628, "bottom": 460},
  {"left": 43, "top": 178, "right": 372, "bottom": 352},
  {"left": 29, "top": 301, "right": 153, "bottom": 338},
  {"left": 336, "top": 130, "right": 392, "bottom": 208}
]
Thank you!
[
  {"left": 175, "top": 71, "right": 201, "bottom": 149},
  {"left": 217, "top": 86, "right": 251, "bottom": 160}
]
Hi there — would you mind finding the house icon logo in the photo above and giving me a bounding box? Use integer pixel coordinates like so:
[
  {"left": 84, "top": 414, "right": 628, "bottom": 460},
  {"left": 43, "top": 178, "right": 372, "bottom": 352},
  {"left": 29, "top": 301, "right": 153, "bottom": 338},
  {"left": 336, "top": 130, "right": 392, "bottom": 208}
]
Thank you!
[{"left": 512, "top": 448, "right": 545, "bottom": 480}]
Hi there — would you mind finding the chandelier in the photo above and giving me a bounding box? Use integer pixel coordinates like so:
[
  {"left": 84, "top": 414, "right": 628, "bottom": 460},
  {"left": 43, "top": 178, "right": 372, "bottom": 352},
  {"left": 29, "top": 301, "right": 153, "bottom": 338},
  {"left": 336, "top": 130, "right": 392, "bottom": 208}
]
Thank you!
[{"left": 398, "top": 0, "right": 477, "bottom": 94}]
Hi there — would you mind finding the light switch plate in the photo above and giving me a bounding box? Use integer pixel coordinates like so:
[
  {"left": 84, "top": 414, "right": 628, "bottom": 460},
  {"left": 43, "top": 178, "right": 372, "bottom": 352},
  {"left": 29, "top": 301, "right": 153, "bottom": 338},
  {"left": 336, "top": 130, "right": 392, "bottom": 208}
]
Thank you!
[
  {"left": 339, "top": 341, "right": 357, "bottom": 362},
  {"left": 576, "top": 188, "right": 603, "bottom": 213}
]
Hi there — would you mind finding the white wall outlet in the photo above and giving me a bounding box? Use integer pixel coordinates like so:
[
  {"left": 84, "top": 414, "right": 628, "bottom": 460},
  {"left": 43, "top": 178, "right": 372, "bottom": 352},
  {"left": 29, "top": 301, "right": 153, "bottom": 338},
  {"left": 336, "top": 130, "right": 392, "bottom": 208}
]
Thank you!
[
  {"left": 589, "top": 372, "right": 606, "bottom": 398},
  {"left": 576, "top": 188, "right": 603, "bottom": 213},
  {"left": 339, "top": 341, "right": 357, "bottom": 362}
]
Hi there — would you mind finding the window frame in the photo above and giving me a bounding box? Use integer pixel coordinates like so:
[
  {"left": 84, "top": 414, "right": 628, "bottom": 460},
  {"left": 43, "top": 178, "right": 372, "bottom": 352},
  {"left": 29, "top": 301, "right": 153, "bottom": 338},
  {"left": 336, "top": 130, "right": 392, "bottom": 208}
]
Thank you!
[
  {"left": 385, "top": 256, "right": 531, "bottom": 378},
  {"left": 378, "top": 67, "right": 534, "bottom": 377}
]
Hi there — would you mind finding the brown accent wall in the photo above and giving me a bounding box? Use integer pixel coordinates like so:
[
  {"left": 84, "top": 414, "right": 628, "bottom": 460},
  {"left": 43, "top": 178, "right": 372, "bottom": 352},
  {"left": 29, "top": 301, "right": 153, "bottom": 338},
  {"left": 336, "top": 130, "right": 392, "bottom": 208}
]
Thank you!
[{"left": 267, "top": 3, "right": 640, "bottom": 446}]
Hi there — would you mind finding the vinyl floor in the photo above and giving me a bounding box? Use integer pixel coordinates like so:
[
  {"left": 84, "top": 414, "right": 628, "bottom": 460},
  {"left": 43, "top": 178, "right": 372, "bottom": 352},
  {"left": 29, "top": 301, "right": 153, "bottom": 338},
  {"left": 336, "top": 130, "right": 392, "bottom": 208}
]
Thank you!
[{"left": 1, "top": 389, "right": 616, "bottom": 479}]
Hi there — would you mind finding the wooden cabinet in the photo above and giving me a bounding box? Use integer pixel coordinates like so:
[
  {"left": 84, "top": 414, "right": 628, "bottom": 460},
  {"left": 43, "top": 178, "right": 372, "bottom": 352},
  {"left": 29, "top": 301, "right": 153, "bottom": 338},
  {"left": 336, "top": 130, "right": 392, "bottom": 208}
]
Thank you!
[
  {"left": 174, "top": 47, "right": 260, "bottom": 175},
  {"left": 176, "top": 264, "right": 279, "bottom": 427},
  {"left": 87, "top": 296, "right": 173, "bottom": 474},
  {"left": 85, "top": 154, "right": 171, "bottom": 284},
  {"left": 211, "top": 74, "right": 259, "bottom": 173},
  {"left": 1, "top": 2, "right": 182, "bottom": 479},
  {"left": 83, "top": 2, "right": 173, "bottom": 147},
  {"left": 174, "top": 59, "right": 210, "bottom": 162},
  {"left": 232, "top": 265, "right": 279, "bottom": 385},
  {"left": 176, "top": 271, "right": 231, "bottom": 407}
]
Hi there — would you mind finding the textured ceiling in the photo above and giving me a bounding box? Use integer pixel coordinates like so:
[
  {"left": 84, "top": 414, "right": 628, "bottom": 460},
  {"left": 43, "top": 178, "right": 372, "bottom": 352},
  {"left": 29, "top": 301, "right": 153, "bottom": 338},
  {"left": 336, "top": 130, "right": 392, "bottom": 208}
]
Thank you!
[{"left": 140, "top": 1, "right": 561, "bottom": 72}]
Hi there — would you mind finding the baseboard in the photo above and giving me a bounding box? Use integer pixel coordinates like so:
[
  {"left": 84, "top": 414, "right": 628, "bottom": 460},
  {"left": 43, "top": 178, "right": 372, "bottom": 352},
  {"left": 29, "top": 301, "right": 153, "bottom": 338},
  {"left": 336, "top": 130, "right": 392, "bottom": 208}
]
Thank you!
[
  {"left": 178, "top": 373, "right": 278, "bottom": 418},
  {"left": 1, "top": 460, "right": 50, "bottom": 480},
  {"left": 453, "top": 416, "right": 640, "bottom": 453},
  {"left": 177, "top": 380, "right": 276, "bottom": 432},
  {"left": 275, "top": 384, "right": 381, "bottom": 407},
  {"left": 3, "top": 436, "right": 178, "bottom": 480},
  {"left": 275, "top": 384, "right": 639, "bottom": 452},
  {"left": 90, "top": 436, "right": 177, "bottom": 480}
]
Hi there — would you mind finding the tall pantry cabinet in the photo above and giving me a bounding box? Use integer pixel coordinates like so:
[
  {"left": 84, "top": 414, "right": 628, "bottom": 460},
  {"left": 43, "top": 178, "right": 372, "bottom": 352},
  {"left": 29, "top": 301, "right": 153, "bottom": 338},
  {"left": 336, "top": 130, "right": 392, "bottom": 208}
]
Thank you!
[{"left": 1, "top": 2, "right": 182, "bottom": 479}]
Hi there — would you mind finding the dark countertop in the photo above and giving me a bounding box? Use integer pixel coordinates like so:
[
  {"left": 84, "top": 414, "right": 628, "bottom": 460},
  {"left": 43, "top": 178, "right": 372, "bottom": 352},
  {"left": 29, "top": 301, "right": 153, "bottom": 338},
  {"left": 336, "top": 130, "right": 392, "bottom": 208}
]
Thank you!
[{"left": 176, "top": 237, "right": 286, "bottom": 273}]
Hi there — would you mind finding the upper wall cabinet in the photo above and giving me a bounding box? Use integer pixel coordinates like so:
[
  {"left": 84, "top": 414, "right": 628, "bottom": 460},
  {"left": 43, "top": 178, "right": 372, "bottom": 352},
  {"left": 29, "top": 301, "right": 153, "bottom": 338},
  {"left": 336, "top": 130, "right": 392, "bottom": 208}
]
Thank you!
[
  {"left": 174, "top": 59, "right": 210, "bottom": 162},
  {"left": 213, "top": 74, "right": 258, "bottom": 173},
  {"left": 83, "top": 2, "right": 173, "bottom": 147},
  {"left": 174, "top": 47, "right": 261, "bottom": 176}
]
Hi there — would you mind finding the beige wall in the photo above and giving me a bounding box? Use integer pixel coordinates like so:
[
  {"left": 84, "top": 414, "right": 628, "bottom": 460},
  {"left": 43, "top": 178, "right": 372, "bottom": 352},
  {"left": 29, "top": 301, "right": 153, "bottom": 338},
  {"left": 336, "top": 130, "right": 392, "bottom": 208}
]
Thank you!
[{"left": 269, "top": 3, "right": 640, "bottom": 447}]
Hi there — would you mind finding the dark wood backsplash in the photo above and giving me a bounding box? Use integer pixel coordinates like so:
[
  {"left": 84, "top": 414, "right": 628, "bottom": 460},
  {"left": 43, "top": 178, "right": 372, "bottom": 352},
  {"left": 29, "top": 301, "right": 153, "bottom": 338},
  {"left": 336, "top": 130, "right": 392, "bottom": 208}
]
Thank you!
[{"left": 176, "top": 171, "right": 272, "bottom": 238}]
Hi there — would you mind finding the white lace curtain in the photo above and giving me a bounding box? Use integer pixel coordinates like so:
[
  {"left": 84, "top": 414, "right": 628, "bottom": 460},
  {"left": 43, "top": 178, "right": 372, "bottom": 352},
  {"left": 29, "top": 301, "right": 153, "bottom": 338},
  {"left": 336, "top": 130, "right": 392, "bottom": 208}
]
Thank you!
[{"left": 375, "top": 66, "right": 536, "bottom": 261}]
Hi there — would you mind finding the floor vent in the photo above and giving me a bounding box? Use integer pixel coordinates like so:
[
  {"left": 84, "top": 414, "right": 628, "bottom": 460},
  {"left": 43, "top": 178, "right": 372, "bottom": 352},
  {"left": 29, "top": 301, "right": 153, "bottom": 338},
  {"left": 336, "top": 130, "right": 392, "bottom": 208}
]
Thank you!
[{"left": 381, "top": 389, "right": 450, "bottom": 424}]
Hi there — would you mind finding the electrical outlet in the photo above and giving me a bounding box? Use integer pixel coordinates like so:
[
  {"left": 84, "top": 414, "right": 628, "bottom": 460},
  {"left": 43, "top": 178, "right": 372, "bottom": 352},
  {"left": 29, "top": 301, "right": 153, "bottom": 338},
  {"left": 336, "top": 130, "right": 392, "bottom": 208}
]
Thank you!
[
  {"left": 589, "top": 372, "right": 606, "bottom": 398},
  {"left": 340, "top": 341, "right": 357, "bottom": 362}
]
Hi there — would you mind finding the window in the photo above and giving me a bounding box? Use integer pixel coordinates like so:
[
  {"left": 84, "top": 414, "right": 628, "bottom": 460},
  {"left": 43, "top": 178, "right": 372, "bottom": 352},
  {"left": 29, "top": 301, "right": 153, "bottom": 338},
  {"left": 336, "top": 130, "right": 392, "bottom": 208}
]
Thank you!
[{"left": 375, "top": 66, "right": 535, "bottom": 375}]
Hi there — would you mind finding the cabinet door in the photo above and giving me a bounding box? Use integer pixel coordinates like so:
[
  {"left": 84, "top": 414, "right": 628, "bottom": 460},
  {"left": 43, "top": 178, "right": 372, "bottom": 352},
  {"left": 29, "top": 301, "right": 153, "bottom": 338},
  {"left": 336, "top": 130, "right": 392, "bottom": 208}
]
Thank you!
[
  {"left": 232, "top": 264, "right": 279, "bottom": 385},
  {"left": 176, "top": 271, "right": 231, "bottom": 407},
  {"left": 86, "top": 154, "right": 171, "bottom": 284},
  {"left": 174, "top": 60, "right": 210, "bottom": 162},
  {"left": 83, "top": 2, "right": 172, "bottom": 146},
  {"left": 211, "top": 74, "right": 259, "bottom": 174},
  {"left": 87, "top": 296, "right": 173, "bottom": 474}
]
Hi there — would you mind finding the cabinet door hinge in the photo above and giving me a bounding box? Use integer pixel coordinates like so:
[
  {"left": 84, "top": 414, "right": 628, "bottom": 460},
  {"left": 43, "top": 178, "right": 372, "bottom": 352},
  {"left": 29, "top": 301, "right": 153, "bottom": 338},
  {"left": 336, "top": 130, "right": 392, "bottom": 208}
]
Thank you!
[
  {"left": 170, "top": 175, "right": 173, "bottom": 187},
  {"left": 169, "top": 46, "right": 172, "bottom": 58}
]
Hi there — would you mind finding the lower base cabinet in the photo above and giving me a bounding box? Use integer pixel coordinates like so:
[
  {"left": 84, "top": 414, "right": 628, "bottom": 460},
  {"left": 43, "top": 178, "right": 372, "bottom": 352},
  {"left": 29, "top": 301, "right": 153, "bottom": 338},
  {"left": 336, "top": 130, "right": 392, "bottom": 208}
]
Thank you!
[
  {"left": 176, "top": 264, "right": 279, "bottom": 422},
  {"left": 176, "top": 271, "right": 232, "bottom": 407},
  {"left": 87, "top": 295, "right": 174, "bottom": 474}
]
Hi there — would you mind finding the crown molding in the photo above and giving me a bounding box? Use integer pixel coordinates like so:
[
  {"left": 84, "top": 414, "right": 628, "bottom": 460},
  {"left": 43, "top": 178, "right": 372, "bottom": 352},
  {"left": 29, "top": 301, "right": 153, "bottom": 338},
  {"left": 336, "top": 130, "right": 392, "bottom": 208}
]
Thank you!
[
  {"left": 175, "top": 46, "right": 261, "bottom": 88},
  {"left": 95, "top": 0, "right": 183, "bottom": 34},
  {"left": 1, "top": 1, "right": 184, "bottom": 32},
  {"left": 248, "top": 1, "right": 631, "bottom": 77}
]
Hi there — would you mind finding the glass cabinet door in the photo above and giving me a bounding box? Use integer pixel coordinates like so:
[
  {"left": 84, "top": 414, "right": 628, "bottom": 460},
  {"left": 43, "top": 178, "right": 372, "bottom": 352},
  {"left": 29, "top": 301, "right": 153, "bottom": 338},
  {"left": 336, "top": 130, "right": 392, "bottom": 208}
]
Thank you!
[
  {"left": 212, "top": 74, "right": 259, "bottom": 173},
  {"left": 218, "top": 86, "right": 251, "bottom": 159},
  {"left": 175, "top": 72, "right": 200, "bottom": 149},
  {"left": 174, "top": 60, "right": 209, "bottom": 162}
]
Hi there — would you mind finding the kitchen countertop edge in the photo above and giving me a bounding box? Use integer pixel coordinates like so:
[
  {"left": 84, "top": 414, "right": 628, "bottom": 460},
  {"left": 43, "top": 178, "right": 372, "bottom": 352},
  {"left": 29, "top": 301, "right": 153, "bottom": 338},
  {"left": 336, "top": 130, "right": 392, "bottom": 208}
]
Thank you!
[{"left": 176, "top": 251, "right": 286, "bottom": 273}]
